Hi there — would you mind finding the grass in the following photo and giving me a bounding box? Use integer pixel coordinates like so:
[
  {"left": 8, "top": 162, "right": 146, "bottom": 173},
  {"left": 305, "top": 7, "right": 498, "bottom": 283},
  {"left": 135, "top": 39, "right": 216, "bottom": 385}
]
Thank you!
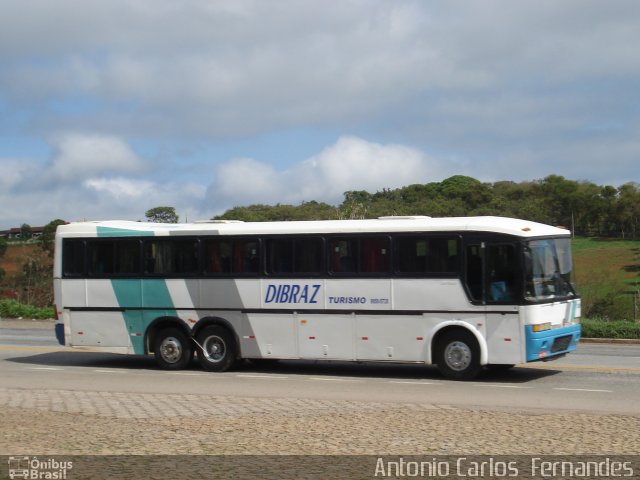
[
  {"left": 0, "top": 299, "right": 55, "bottom": 320},
  {"left": 573, "top": 237, "right": 640, "bottom": 322},
  {"left": 581, "top": 318, "right": 640, "bottom": 339}
]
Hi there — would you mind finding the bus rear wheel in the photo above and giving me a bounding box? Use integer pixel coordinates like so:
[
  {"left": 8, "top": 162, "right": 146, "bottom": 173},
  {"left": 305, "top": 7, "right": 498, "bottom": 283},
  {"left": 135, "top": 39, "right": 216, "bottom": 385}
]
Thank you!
[
  {"left": 154, "top": 327, "right": 193, "bottom": 370},
  {"left": 196, "top": 325, "right": 237, "bottom": 372},
  {"left": 436, "top": 330, "right": 481, "bottom": 380}
]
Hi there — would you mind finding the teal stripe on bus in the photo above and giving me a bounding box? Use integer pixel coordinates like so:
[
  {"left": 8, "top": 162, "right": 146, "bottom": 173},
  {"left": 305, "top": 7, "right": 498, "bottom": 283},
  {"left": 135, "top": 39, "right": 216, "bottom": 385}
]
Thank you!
[
  {"left": 97, "top": 226, "right": 177, "bottom": 355},
  {"left": 96, "top": 226, "right": 154, "bottom": 237}
]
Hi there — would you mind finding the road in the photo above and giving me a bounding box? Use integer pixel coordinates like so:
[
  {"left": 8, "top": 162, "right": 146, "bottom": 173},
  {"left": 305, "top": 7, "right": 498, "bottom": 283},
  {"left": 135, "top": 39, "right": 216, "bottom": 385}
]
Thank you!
[{"left": 1, "top": 323, "right": 639, "bottom": 416}]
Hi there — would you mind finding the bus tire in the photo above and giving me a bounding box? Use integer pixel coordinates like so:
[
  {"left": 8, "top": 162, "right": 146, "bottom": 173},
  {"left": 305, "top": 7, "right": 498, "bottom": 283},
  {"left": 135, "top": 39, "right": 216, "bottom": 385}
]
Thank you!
[
  {"left": 154, "top": 327, "right": 193, "bottom": 370},
  {"left": 196, "top": 325, "right": 237, "bottom": 372},
  {"left": 436, "top": 330, "right": 481, "bottom": 380}
]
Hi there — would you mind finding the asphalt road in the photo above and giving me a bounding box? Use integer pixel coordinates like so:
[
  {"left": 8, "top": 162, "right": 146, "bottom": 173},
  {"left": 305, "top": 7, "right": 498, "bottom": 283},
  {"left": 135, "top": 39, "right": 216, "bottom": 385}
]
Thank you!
[{"left": 1, "top": 324, "right": 640, "bottom": 416}]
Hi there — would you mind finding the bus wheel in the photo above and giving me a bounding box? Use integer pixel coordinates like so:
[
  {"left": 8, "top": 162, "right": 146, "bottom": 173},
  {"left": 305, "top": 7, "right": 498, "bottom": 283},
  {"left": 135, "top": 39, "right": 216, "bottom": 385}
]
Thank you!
[
  {"left": 436, "top": 330, "right": 481, "bottom": 380},
  {"left": 154, "top": 327, "right": 193, "bottom": 370},
  {"left": 196, "top": 325, "right": 237, "bottom": 372}
]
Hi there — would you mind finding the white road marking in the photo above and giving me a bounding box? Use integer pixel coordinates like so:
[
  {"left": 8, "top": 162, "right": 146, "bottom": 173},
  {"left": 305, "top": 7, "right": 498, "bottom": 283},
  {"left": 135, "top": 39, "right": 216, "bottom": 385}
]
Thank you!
[
  {"left": 236, "top": 374, "right": 289, "bottom": 380},
  {"left": 93, "top": 369, "right": 126, "bottom": 374},
  {"left": 389, "top": 380, "right": 440, "bottom": 385},
  {"left": 26, "top": 366, "right": 63, "bottom": 371},
  {"left": 166, "top": 372, "right": 209, "bottom": 376},
  {"left": 308, "top": 377, "right": 362, "bottom": 383},
  {"left": 473, "top": 384, "right": 533, "bottom": 389},
  {"left": 553, "top": 387, "right": 612, "bottom": 393}
]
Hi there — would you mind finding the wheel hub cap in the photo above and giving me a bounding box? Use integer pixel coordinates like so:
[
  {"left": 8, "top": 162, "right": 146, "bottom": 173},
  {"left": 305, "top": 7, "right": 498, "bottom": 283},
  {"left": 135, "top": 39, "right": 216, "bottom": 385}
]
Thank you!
[
  {"left": 160, "top": 337, "right": 182, "bottom": 364},
  {"left": 203, "top": 336, "right": 225, "bottom": 362},
  {"left": 444, "top": 341, "right": 472, "bottom": 371}
]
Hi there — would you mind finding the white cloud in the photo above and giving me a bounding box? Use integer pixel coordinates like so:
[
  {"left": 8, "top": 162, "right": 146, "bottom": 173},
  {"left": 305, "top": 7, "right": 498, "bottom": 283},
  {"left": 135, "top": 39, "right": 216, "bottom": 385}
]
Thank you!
[
  {"left": 292, "top": 136, "right": 438, "bottom": 200},
  {"left": 0, "top": 159, "right": 32, "bottom": 190},
  {"left": 9, "top": 1, "right": 638, "bottom": 138},
  {"left": 80, "top": 177, "right": 208, "bottom": 221},
  {"left": 206, "top": 136, "right": 446, "bottom": 210},
  {"left": 46, "top": 133, "right": 147, "bottom": 183},
  {"left": 0, "top": 136, "right": 206, "bottom": 228},
  {"left": 83, "top": 177, "right": 155, "bottom": 199},
  {"left": 1, "top": 1, "right": 638, "bottom": 140},
  {"left": 212, "top": 158, "right": 281, "bottom": 203}
]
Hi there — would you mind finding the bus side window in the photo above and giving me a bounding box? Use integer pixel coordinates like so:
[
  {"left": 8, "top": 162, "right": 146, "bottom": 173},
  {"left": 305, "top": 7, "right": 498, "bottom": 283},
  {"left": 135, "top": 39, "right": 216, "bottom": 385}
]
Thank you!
[
  {"left": 235, "top": 240, "right": 259, "bottom": 273},
  {"left": 88, "top": 241, "right": 114, "bottom": 275},
  {"left": 465, "top": 245, "right": 483, "bottom": 302},
  {"left": 486, "top": 244, "right": 516, "bottom": 302},
  {"left": 204, "top": 239, "right": 232, "bottom": 274},
  {"left": 114, "top": 240, "right": 140, "bottom": 274},
  {"left": 295, "top": 238, "right": 322, "bottom": 274},
  {"left": 397, "top": 236, "right": 459, "bottom": 275},
  {"left": 267, "top": 239, "right": 294, "bottom": 274},
  {"left": 144, "top": 239, "right": 198, "bottom": 275},
  {"left": 360, "top": 237, "right": 389, "bottom": 273},
  {"left": 63, "top": 240, "right": 86, "bottom": 277},
  {"left": 396, "top": 237, "right": 426, "bottom": 273},
  {"left": 268, "top": 238, "right": 322, "bottom": 275},
  {"left": 329, "top": 239, "right": 357, "bottom": 273}
]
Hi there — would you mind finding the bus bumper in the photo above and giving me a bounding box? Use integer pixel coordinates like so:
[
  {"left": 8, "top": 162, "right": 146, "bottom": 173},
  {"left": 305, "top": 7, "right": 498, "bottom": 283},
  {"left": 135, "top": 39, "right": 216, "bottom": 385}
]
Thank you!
[
  {"left": 525, "top": 323, "right": 581, "bottom": 362},
  {"left": 54, "top": 322, "right": 65, "bottom": 346}
]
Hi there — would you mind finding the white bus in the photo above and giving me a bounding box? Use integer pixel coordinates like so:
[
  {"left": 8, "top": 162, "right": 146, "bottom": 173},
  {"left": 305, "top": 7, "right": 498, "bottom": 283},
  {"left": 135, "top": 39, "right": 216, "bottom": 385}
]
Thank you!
[{"left": 53, "top": 216, "right": 581, "bottom": 380}]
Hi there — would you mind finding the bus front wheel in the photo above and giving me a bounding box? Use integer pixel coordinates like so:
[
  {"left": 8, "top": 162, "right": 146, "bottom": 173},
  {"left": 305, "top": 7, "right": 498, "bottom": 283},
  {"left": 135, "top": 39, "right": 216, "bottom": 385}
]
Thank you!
[
  {"left": 435, "top": 330, "right": 481, "bottom": 380},
  {"left": 196, "top": 325, "right": 237, "bottom": 372},
  {"left": 154, "top": 327, "right": 193, "bottom": 370}
]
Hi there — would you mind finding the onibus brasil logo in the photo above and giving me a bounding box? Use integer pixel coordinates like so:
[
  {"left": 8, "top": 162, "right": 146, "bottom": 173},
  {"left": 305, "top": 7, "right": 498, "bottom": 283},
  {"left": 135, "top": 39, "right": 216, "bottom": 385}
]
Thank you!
[{"left": 8, "top": 457, "right": 72, "bottom": 479}]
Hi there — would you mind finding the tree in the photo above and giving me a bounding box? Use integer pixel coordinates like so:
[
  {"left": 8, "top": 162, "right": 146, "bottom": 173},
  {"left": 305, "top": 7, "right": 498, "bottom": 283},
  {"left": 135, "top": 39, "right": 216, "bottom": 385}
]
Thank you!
[
  {"left": 145, "top": 206, "right": 179, "bottom": 223},
  {"left": 0, "top": 237, "right": 6, "bottom": 281},
  {"left": 20, "top": 223, "right": 33, "bottom": 240},
  {"left": 539, "top": 175, "right": 579, "bottom": 229},
  {"left": 601, "top": 185, "right": 618, "bottom": 235},
  {"left": 338, "top": 191, "right": 370, "bottom": 219},
  {"left": 18, "top": 248, "right": 52, "bottom": 307},
  {"left": 40, "top": 219, "right": 67, "bottom": 257},
  {"left": 211, "top": 175, "right": 637, "bottom": 240},
  {"left": 216, "top": 201, "right": 337, "bottom": 222},
  {"left": 616, "top": 183, "right": 640, "bottom": 239}
]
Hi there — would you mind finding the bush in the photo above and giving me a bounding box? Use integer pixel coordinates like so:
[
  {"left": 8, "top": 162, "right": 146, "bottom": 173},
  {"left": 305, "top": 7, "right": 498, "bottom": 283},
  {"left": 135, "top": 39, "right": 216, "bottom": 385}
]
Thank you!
[
  {"left": 0, "top": 299, "right": 55, "bottom": 320},
  {"left": 581, "top": 318, "right": 640, "bottom": 339}
]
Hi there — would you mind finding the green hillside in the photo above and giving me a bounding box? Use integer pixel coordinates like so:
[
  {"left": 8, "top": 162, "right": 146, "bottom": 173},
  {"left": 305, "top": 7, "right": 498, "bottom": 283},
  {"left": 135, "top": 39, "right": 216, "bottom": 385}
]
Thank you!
[{"left": 573, "top": 238, "right": 640, "bottom": 321}]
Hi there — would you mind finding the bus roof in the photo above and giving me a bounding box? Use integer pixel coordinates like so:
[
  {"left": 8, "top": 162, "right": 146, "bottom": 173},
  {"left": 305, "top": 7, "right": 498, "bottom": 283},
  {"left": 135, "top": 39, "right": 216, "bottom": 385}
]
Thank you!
[{"left": 56, "top": 216, "right": 570, "bottom": 238}]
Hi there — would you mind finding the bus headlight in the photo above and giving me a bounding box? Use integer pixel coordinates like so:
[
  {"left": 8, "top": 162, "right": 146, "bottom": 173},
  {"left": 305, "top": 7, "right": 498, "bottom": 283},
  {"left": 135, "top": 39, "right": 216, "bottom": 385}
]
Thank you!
[{"left": 532, "top": 323, "right": 552, "bottom": 332}]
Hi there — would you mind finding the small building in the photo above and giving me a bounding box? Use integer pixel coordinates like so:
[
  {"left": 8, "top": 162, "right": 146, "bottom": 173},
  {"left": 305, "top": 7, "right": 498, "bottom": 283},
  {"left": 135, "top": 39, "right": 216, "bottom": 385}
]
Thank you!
[{"left": 0, "top": 226, "right": 45, "bottom": 239}]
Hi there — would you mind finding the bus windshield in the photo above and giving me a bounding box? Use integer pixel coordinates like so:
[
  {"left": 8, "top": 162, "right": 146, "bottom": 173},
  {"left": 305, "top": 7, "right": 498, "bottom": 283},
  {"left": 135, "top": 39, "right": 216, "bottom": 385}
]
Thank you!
[{"left": 524, "top": 237, "right": 576, "bottom": 301}]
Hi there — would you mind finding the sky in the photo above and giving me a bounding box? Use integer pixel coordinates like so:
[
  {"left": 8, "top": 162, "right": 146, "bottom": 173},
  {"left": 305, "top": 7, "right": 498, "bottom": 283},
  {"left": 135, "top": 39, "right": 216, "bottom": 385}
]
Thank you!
[{"left": 1, "top": 0, "right": 639, "bottom": 229}]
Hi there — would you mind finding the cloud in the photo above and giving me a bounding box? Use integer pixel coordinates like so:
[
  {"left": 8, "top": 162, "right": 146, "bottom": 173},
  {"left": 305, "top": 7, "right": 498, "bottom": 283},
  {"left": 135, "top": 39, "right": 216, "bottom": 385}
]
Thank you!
[
  {"left": 46, "top": 133, "right": 147, "bottom": 183},
  {"left": 1, "top": 2, "right": 639, "bottom": 179},
  {"left": 292, "top": 136, "right": 439, "bottom": 200},
  {"left": 0, "top": 159, "right": 32, "bottom": 191},
  {"left": 80, "top": 178, "right": 208, "bottom": 221},
  {"left": 0, "top": 135, "right": 206, "bottom": 228},
  {"left": 5, "top": 0, "right": 636, "bottom": 139},
  {"left": 83, "top": 177, "right": 155, "bottom": 199},
  {"left": 206, "top": 136, "right": 446, "bottom": 210},
  {"left": 4, "top": 135, "right": 444, "bottom": 228},
  {"left": 211, "top": 158, "right": 281, "bottom": 204}
]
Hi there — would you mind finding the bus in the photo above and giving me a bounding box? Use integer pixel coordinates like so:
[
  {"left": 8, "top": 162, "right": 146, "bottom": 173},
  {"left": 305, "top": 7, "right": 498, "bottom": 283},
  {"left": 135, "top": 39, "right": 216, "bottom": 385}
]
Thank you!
[{"left": 53, "top": 216, "right": 581, "bottom": 380}]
